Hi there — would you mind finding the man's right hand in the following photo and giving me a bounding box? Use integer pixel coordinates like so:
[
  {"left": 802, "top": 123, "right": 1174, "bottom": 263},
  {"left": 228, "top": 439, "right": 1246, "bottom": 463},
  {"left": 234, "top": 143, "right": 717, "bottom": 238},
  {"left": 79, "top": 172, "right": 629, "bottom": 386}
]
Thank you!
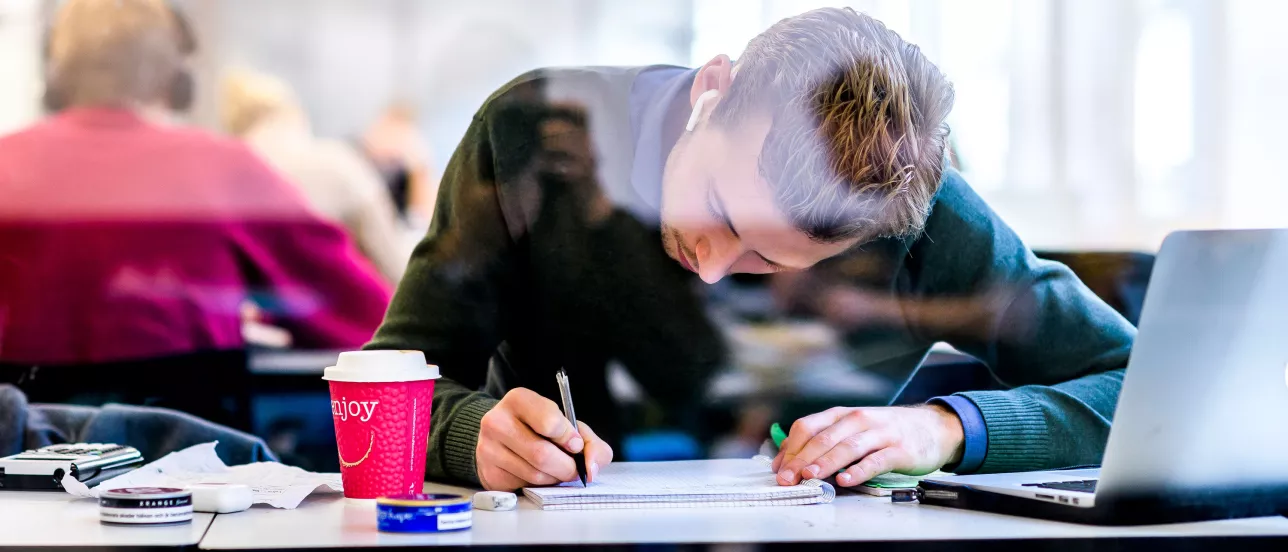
[{"left": 475, "top": 387, "right": 614, "bottom": 491}]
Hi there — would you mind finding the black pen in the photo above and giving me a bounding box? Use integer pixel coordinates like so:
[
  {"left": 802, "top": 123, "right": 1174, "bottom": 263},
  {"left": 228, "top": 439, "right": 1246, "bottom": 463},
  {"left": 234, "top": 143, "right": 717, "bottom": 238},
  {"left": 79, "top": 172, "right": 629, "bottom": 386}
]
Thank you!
[{"left": 555, "top": 368, "right": 589, "bottom": 487}]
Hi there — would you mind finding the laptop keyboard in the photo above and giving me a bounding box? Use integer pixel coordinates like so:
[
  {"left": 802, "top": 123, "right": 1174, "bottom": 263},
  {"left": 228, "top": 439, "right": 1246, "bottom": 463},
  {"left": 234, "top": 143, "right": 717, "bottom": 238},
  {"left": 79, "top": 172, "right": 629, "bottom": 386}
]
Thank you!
[{"left": 1022, "top": 479, "right": 1098, "bottom": 493}]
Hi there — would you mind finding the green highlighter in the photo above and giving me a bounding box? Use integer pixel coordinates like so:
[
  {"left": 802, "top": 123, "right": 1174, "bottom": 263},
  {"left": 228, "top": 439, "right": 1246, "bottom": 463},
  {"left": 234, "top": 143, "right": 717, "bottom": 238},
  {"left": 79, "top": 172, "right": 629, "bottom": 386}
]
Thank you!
[{"left": 770, "top": 422, "right": 788, "bottom": 450}]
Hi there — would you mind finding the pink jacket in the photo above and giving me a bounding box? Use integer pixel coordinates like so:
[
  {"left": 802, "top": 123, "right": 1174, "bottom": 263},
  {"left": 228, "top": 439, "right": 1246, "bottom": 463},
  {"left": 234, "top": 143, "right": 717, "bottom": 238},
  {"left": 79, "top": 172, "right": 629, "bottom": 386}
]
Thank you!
[{"left": 0, "top": 108, "right": 393, "bottom": 364}]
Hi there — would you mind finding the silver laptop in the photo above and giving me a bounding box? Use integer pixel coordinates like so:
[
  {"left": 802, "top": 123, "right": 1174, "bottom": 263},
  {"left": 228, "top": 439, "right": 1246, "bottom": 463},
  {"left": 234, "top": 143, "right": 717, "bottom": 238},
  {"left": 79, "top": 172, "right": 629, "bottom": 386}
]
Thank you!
[{"left": 922, "top": 229, "right": 1288, "bottom": 517}]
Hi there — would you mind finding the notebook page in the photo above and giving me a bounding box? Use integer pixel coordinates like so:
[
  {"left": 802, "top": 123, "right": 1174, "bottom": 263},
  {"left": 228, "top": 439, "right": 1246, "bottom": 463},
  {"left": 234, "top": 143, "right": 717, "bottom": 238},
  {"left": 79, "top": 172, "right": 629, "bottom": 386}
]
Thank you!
[
  {"left": 536, "top": 495, "right": 830, "bottom": 510},
  {"left": 523, "top": 458, "right": 831, "bottom": 507}
]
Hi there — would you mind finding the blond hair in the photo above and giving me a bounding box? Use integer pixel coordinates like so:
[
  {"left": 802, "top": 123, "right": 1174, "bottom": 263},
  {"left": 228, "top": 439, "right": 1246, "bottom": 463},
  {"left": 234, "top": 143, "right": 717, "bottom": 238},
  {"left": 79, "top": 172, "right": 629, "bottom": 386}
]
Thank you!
[
  {"left": 714, "top": 8, "right": 954, "bottom": 242},
  {"left": 219, "top": 68, "right": 301, "bottom": 137},
  {"left": 46, "top": 0, "right": 185, "bottom": 108}
]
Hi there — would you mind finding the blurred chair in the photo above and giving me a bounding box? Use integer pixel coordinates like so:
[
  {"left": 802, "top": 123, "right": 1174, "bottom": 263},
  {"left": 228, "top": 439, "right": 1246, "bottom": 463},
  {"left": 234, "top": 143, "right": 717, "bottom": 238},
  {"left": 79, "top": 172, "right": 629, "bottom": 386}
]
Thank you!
[
  {"left": 1033, "top": 251, "right": 1155, "bottom": 326},
  {"left": 1, "top": 350, "right": 253, "bottom": 432},
  {"left": 622, "top": 431, "right": 703, "bottom": 462}
]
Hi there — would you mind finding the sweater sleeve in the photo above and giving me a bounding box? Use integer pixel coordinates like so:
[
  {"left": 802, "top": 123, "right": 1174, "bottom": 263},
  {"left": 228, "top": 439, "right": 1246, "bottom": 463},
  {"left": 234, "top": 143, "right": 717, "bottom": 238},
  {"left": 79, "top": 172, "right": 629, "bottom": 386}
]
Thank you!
[
  {"left": 904, "top": 169, "right": 1136, "bottom": 473},
  {"left": 365, "top": 111, "right": 521, "bottom": 484}
]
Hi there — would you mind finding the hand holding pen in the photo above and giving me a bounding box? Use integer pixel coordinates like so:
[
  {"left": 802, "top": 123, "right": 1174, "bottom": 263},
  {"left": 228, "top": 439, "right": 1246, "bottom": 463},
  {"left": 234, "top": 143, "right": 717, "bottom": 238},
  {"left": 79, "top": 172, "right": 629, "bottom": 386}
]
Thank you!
[{"left": 474, "top": 381, "right": 614, "bottom": 492}]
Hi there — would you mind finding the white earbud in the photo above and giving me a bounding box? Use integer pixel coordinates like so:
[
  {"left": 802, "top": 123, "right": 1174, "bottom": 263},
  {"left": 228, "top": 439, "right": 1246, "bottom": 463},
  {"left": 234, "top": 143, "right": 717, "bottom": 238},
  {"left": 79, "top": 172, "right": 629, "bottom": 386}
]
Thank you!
[{"left": 686, "top": 90, "right": 720, "bottom": 132}]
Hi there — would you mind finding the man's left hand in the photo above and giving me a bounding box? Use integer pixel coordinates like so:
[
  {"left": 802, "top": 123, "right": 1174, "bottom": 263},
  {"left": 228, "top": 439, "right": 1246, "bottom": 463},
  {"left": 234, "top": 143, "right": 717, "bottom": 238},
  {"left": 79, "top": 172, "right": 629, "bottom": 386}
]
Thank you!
[{"left": 772, "top": 405, "right": 965, "bottom": 487}]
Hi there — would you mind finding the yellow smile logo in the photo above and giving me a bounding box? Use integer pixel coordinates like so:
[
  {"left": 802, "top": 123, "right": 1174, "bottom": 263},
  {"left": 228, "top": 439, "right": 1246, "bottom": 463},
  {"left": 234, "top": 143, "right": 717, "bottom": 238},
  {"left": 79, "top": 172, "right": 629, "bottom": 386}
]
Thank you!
[{"left": 338, "top": 431, "right": 374, "bottom": 468}]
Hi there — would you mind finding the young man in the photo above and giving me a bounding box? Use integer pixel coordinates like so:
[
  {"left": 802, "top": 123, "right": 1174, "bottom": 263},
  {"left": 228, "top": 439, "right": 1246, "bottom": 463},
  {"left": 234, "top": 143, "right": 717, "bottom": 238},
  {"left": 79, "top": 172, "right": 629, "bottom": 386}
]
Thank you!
[{"left": 367, "top": 8, "right": 1135, "bottom": 491}]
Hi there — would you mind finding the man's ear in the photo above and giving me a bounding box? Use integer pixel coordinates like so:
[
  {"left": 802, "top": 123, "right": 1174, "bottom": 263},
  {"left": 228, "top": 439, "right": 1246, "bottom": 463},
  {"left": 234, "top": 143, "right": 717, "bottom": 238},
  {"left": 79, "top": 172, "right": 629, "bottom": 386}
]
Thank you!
[{"left": 690, "top": 54, "right": 733, "bottom": 106}]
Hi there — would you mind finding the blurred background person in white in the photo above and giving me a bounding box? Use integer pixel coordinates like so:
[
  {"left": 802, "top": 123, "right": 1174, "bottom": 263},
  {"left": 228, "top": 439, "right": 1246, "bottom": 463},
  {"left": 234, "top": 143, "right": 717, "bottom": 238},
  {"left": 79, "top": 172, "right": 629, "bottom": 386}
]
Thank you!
[
  {"left": 221, "top": 68, "right": 409, "bottom": 284},
  {"left": 358, "top": 102, "right": 440, "bottom": 226}
]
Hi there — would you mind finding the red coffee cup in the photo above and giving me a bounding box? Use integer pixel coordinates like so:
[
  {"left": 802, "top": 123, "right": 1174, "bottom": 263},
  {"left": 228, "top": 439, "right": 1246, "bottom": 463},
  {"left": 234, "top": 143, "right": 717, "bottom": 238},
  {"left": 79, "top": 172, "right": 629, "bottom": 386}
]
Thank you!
[{"left": 323, "top": 350, "right": 439, "bottom": 499}]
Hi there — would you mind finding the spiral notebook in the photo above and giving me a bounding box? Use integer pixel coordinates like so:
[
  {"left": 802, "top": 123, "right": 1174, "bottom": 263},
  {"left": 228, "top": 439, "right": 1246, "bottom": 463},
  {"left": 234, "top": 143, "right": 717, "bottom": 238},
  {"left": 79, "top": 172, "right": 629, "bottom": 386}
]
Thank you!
[{"left": 522, "top": 457, "right": 836, "bottom": 511}]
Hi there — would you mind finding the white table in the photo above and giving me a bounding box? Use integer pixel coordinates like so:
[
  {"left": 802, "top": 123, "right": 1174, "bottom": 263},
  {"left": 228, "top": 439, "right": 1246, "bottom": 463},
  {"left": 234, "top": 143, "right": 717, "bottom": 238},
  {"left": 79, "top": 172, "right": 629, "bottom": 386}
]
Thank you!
[
  {"left": 198, "top": 482, "right": 1288, "bottom": 549},
  {"left": 0, "top": 491, "right": 214, "bottom": 549}
]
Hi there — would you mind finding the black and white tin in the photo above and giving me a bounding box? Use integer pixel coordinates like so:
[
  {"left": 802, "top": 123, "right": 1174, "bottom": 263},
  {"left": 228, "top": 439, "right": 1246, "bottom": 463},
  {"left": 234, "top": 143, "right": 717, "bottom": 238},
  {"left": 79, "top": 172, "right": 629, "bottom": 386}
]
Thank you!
[{"left": 99, "top": 487, "right": 194, "bottom": 525}]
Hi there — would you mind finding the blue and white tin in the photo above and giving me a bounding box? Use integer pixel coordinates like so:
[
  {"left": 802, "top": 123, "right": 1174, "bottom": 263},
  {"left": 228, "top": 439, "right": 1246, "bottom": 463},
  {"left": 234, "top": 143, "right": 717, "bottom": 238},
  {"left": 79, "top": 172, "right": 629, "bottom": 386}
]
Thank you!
[{"left": 376, "top": 493, "right": 472, "bottom": 533}]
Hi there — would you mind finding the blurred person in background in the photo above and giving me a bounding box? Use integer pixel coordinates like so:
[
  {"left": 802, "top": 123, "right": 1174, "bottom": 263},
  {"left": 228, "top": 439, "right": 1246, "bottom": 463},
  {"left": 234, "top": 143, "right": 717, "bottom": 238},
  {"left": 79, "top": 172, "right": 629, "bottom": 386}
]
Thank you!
[
  {"left": 221, "top": 68, "right": 410, "bottom": 284},
  {"left": 358, "top": 102, "right": 440, "bottom": 225},
  {"left": 0, "top": 0, "right": 392, "bottom": 368},
  {"left": 367, "top": 7, "right": 1134, "bottom": 492},
  {"left": 39, "top": 0, "right": 197, "bottom": 122}
]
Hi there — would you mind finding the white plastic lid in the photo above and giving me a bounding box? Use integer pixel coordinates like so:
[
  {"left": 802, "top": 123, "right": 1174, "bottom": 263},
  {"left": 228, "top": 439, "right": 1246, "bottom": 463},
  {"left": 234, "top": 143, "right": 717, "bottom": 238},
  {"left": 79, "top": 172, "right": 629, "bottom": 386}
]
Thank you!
[{"left": 322, "top": 350, "right": 440, "bottom": 383}]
